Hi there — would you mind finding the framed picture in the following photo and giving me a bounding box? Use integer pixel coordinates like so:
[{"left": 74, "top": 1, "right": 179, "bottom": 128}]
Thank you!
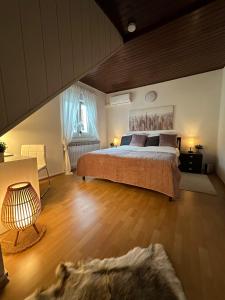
[{"left": 129, "top": 105, "right": 174, "bottom": 131}]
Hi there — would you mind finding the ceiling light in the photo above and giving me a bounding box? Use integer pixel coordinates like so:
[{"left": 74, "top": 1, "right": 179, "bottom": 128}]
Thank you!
[{"left": 128, "top": 22, "right": 136, "bottom": 33}]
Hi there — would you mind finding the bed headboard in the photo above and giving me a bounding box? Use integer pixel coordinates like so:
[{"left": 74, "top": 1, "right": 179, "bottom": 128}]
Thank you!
[{"left": 177, "top": 137, "right": 181, "bottom": 150}]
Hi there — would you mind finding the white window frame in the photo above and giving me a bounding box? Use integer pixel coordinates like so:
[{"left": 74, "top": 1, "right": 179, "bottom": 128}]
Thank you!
[
  {"left": 73, "top": 100, "right": 89, "bottom": 139},
  {"left": 79, "top": 101, "right": 88, "bottom": 134}
]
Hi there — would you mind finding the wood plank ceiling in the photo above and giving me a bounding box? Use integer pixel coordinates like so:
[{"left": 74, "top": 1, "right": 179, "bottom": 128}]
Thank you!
[
  {"left": 95, "top": 0, "right": 213, "bottom": 42},
  {"left": 81, "top": 0, "right": 225, "bottom": 93}
]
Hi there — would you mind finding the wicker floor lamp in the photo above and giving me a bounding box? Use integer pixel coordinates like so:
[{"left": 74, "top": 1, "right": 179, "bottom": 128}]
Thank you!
[{"left": 1, "top": 182, "right": 46, "bottom": 254}]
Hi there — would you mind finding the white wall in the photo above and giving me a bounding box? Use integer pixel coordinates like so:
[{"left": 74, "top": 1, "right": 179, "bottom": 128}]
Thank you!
[
  {"left": 2, "top": 96, "right": 64, "bottom": 178},
  {"left": 1, "top": 82, "right": 107, "bottom": 177},
  {"left": 106, "top": 70, "right": 223, "bottom": 164},
  {"left": 217, "top": 67, "right": 225, "bottom": 183}
]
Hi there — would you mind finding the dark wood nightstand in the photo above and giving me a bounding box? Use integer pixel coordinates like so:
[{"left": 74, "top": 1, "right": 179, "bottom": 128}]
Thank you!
[{"left": 179, "top": 152, "right": 203, "bottom": 173}]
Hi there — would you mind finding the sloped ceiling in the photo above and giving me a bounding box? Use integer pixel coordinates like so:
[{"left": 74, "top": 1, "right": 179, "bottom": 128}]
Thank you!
[
  {"left": 0, "top": 0, "right": 122, "bottom": 136},
  {"left": 81, "top": 1, "right": 225, "bottom": 93}
]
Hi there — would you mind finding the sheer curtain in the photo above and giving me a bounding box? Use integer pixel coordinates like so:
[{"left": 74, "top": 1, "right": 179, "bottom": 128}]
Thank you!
[
  {"left": 82, "top": 89, "right": 99, "bottom": 139},
  {"left": 60, "top": 84, "right": 99, "bottom": 174},
  {"left": 60, "top": 85, "right": 80, "bottom": 175}
]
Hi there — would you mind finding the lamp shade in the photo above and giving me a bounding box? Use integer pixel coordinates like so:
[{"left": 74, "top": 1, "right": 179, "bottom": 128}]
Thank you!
[
  {"left": 187, "top": 137, "right": 195, "bottom": 148},
  {"left": 113, "top": 137, "right": 120, "bottom": 146},
  {"left": 1, "top": 182, "right": 41, "bottom": 231}
]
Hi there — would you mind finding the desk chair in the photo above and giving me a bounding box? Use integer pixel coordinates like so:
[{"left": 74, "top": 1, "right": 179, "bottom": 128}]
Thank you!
[{"left": 21, "top": 144, "right": 50, "bottom": 198}]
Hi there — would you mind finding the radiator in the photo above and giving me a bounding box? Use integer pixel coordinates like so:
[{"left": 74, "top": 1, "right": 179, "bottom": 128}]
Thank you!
[{"left": 68, "top": 140, "right": 100, "bottom": 169}]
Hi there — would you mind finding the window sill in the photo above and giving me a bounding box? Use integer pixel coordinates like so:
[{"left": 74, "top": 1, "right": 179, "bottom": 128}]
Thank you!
[
  {"left": 69, "top": 139, "right": 100, "bottom": 147},
  {"left": 72, "top": 136, "right": 98, "bottom": 141}
]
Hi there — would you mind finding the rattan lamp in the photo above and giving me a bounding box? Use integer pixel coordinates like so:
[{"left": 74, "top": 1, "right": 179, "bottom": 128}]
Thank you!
[{"left": 1, "top": 182, "right": 46, "bottom": 253}]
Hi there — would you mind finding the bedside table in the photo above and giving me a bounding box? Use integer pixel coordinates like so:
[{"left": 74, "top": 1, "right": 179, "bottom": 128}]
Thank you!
[{"left": 179, "top": 152, "right": 203, "bottom": 173}]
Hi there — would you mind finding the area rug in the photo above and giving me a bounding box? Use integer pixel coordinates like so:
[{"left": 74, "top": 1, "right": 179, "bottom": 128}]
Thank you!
[
  {"left": 25, "top": 243, "right": 186, "bottom": 300},
  {"left": 180, "top": 172, "right": 216, "bottom": 195}
]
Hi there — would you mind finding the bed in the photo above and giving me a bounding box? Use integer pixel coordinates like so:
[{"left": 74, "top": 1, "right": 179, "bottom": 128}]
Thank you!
[{"left": 77, "top": 136, "right": 181, "bottom": 199}]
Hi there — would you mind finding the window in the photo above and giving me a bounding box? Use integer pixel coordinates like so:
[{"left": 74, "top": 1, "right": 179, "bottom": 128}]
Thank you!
[
  {"left": 78, "top": 101, "right": 88, "bottom": 134},
  {"left": 71, "top": 86, "right": 98, "bottom": 139}
]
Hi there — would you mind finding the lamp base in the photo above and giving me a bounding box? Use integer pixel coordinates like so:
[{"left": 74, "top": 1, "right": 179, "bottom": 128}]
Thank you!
[
  {"left": 188, "top": 147, "right": 194, "bottom": 153},
  {"left": 0, "top": 223, "right": 46, "bottom": 255}
]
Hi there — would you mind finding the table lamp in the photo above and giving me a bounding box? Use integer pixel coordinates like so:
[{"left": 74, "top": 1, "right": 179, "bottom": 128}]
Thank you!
[
  {"left": 1, "top": 182, "right": 46, "bottom": 254},
  {"left": 113, "top": 137, "right": 120, "bottom": 147},
  {"left": 187, "top": 137, "right": 195, "bottom": 153}
]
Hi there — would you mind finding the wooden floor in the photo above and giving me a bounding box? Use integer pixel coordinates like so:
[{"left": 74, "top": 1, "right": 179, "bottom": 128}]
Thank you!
[{"left": 1, "top": 174, "right": 225, "bottom": 300}]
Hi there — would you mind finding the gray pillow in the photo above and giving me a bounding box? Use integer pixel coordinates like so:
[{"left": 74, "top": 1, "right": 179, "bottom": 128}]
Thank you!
[
  {"left": 130, "top": 134, "right": 147, "bottom": 147},
  {"left": 145, "top": 136, "right": 160, "bottom": 146},
  {"left": 120, "top": 135, "right": 132, "bottom": 146},
  {"left": 159, "top": 134, "right": 177, "bottom": 148}
]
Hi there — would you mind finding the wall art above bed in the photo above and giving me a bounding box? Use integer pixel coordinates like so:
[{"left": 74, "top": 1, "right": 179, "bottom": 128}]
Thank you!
[{"left": 129, "top": 105, "right": 174, "bottom": 131}]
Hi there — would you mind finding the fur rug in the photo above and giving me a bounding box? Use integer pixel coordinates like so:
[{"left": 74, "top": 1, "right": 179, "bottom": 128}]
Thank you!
[{"left": 25, "top": 244, "right": 186, "bottom": 300}]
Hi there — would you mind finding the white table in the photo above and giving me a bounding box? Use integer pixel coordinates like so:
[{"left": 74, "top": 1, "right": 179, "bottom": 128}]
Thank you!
[{"left": 0, "top": 156, "right": 40, "bottom": 234}]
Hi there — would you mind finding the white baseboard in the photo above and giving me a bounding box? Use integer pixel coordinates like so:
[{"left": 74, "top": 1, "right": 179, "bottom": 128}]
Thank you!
[{"left": 39, "top": 171, "right": 65, "bottom": 181}]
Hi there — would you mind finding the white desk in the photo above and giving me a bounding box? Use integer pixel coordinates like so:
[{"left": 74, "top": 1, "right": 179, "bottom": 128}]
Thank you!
[{"left": 0, "top": 156, "right": 40, "bottom": 234}]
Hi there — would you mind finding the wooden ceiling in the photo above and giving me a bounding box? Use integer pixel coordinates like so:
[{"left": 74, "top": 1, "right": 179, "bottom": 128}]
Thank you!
[
  {"left": 95, "top": 0, "right": 213, "bottom": 42},
  {"left": 81, "top": 1, "right": 225, "bottom": 93}
]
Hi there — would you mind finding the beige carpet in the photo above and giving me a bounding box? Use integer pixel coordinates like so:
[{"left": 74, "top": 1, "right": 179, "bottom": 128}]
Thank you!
[{"left": 180, "top": 172, "right": 216, "bottom": 195}]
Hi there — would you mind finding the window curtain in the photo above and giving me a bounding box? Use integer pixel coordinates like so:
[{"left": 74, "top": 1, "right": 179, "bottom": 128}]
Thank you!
[
  {"left": 60, "top": 85, "right": 80, "bottom": 175},
  {"left": 82, "top": 89, "right": 99, "bottom": 139}
]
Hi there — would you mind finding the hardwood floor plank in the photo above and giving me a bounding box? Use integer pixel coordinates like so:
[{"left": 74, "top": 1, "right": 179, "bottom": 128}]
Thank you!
[{"left": 0, "top": 174, "right": 225, "bottom": 300}]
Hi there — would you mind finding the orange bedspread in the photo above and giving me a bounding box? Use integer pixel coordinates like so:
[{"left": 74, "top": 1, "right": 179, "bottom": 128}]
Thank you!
[{"left": 77, "top": 148, "right": 181, "bottom": 198}]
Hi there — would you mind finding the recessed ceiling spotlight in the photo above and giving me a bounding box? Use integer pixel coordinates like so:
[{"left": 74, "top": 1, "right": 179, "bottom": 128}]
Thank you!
[{"left": 127, "top": 22, "right": 136, "bottom": 33}]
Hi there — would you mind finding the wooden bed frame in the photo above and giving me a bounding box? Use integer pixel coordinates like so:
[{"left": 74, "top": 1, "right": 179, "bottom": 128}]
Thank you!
[{"left": 177, "top": 137, "right": 181, "bottom": 151}]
